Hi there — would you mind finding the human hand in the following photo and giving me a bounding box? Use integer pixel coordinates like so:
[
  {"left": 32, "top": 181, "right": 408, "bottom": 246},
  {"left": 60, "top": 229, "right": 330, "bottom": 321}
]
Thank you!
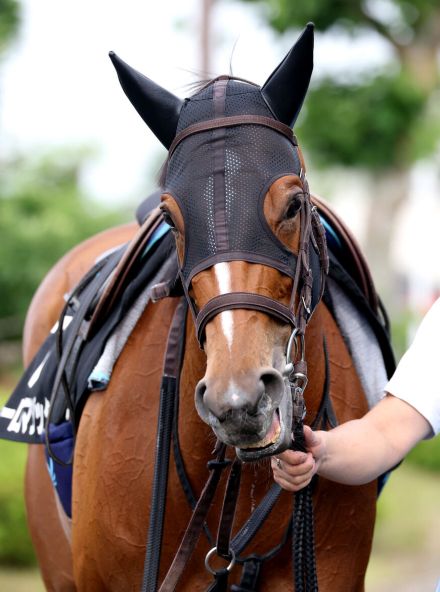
[{"left": 271, "top": 426, "right": 325, "bottom": 492}]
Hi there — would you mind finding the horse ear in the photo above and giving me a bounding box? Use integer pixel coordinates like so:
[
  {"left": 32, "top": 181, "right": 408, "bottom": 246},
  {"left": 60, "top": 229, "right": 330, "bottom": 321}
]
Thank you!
[
  {"left": 261, "top": 23, "right": 314, "bottom": 128},
  {"left": 109, "top": 52, "right": 183, "bottom": 149}
]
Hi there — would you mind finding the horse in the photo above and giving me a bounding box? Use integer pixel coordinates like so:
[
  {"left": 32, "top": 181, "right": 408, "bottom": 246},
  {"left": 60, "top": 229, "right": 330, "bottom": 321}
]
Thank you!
[{"left": 23, "top": 24, "right": 380, "bottom": 591}]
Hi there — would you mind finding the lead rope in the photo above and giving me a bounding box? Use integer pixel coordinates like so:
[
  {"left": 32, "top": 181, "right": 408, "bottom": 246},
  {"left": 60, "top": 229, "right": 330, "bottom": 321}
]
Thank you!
[
  {"left": 285, "top": 321, "right": 318, "bottom": 592},
  {"left": 290, "top": 382, "right": 318, "bottom": 592},
  {"left": 287, "top": 175, "right": 319, "bottom": 592}
]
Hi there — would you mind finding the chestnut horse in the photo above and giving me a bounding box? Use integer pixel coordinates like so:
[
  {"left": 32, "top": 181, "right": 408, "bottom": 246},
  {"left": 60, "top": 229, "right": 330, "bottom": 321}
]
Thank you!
[{"left": 24, "top": 25, "right": 378, "bottom": 591}]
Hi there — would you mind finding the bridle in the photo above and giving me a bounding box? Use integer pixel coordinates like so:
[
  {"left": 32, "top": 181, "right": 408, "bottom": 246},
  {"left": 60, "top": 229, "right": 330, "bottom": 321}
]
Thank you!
[{"left": 167, "top": 113, "right": 329, "bottom": 356}]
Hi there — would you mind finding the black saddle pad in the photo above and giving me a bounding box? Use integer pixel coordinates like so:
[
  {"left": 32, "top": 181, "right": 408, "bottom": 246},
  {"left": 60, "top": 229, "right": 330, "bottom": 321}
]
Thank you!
[{"left": 0, "top": 228, "right": 177, "bottom": 444}]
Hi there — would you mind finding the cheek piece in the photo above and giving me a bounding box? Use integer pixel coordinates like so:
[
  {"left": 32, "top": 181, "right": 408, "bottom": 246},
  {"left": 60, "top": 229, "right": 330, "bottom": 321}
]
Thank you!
[{"left": 162, "top": 77, "right": 329, "bottom": 351}]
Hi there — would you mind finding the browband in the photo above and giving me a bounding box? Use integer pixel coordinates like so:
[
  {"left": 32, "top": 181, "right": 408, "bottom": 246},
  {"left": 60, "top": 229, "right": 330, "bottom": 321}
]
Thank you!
[
  {"left": 196, "top": 292, "right": 296, "bottom": 346},
  {"left": 169, "top": 115, "right": 297, "bottom": 158}
]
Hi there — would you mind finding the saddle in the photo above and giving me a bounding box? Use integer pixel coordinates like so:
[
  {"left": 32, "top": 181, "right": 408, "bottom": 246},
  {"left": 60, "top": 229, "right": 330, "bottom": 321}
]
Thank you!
[
  {"left": 87, "top": 206, "right": 165, "bottom": 338},
  {"left": 311, "top": 194, "right": 379, "bottom": 313}
]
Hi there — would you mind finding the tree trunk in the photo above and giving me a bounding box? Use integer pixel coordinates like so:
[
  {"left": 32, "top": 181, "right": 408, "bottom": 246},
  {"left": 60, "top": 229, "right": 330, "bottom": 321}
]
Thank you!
[
  {"left": 363, "top": 168, "right": 410, "bottom": 308},
  {"left": 398, "top": 44, "right": 439, "bottom": 92}
]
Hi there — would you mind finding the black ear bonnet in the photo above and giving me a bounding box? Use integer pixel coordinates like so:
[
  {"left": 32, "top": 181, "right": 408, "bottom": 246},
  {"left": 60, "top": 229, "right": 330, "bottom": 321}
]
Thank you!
[{"left": 164, "top": 77, "right": 303, "bottom": 286}]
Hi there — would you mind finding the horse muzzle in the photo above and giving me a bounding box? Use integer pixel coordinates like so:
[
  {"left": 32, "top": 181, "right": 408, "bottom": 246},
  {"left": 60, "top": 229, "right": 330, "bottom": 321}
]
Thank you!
[
  {"left": 195, "top": 371, "right": 293, "bottom": 461},
  {"left": 236, "top": 377, "right": 293, "bottom": 461}
]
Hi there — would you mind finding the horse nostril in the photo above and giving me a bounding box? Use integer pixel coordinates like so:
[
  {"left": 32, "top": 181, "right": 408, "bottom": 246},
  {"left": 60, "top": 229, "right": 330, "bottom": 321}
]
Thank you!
[
  {"left": 195, "top": 379, "right": 209, "bottom": 421},
  {"left": 195, "top": 379, "right": 207, "bottom": 410},
  {"left": 195, "top": 370, "right": 285, "bottom": 425},
  {"left": 259, "top": 370, "right": 285, "bottom": 407}
]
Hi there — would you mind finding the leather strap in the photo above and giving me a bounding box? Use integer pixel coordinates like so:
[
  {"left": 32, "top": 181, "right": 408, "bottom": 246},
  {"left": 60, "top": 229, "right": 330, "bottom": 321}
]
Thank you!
[
  {"left": 231, "top": 559, "right": 261, "bottom": 592},
  {"left": 216, "top": 459, "right": 242, "bottom": 558},
  {"left": 88, "top": 207, "right": 164, "bottom": 337},
  {"left": 196, "top": 292, "right": 296, "bottom": 346},
  {"left": 169, "top": 115, "right": 297, "bottom": 157},
  {"left": 311, "top": 194, "right": 378, "bottom": 312},
  {"left": 158, "top": 445, "right": 230, "bottom": 592},
  {"left": 141, "top": 298, "right": 188, "bottom": 592}
]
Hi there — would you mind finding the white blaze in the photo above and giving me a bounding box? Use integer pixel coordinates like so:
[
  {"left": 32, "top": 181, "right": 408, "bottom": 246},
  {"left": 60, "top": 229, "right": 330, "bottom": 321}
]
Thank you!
[{"left": 214, "top": 263, "right": 234, "bottom": 351}]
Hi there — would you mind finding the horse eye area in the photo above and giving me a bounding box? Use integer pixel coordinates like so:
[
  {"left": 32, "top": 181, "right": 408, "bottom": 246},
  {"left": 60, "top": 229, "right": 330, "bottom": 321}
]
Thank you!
[
  {"left": 161, "top": 209, "right": 176, "bottom": 230},
  {"left": 285, "top": 195, "right": 303, "bottom": 219}
]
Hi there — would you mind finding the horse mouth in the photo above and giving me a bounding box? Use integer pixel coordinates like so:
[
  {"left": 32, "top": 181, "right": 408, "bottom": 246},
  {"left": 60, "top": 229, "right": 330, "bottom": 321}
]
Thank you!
[
  {"left": 239, "top": 409, "right": 282, "bottom": 450},
  {"left": 202, "top": 378, "right": 293, "bottom": 462},
  {"left": 236, "top": 383, "right": 293, "bottom": 462}
]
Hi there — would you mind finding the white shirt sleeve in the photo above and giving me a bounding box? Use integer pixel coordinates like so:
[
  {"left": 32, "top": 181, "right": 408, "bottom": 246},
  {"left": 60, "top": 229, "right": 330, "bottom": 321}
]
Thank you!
[{"left": 384, "top": 298, "right": 440, "bottom": 437}]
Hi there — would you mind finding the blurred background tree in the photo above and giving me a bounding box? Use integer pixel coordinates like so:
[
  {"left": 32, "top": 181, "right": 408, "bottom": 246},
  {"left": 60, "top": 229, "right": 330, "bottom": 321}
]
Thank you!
[
  {"left": 241, "top": 0, "right": 440, "bottom": 300},
  {"left": 0, "top": 0, "right": 19, "bottom": 54},
  {"left": 0, "top": 1, "right": 125, "bottom": 351},
  {"left": 0, "top": 152, "right": 124, "bottom": 342}
]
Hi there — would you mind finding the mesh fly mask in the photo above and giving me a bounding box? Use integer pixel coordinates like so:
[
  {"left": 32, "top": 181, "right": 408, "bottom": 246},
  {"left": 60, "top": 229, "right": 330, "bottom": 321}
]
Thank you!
[{"left": 161, "top": 76, "right": 327, "bottom": 346}]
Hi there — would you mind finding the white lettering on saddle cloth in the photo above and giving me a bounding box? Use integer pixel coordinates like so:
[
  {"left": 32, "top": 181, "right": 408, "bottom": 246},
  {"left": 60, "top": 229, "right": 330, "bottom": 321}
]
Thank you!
[{"left": 4, "top": 397, "right": 50, "bottom": 436}]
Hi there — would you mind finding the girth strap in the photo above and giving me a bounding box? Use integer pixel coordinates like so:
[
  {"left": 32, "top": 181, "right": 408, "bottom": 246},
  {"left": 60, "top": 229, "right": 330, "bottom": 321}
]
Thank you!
[{"left": 196, "top": 292, "right": 296, "bottom": 346}]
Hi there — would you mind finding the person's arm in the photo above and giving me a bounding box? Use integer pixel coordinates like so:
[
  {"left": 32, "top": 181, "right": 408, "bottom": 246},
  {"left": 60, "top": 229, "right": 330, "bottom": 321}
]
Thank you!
[{"left": 271, "top": 394, "right": 432, "bottom": 490}]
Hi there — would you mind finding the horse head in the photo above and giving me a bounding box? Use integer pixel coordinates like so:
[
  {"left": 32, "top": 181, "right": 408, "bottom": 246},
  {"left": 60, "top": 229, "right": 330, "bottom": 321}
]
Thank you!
[{"left": 110, "top": 23, "right": 328, "bottom": 461}]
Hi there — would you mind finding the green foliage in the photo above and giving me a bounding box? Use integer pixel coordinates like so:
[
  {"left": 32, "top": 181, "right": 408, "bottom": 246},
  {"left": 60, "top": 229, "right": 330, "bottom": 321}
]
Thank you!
[
  {"left": 0, "top": 391, "right": 35, "bottom": 566},
  {"left": 406, "top": 436, "right": 440, "bottom": 471},
  {"left": 296, "top": 73, "right": 428, "bottom": 169},
  {"left": 390, "top": 308, "right": 416, "bottom": 361},
  {"left": 0, "top": 0, "right": 19, "bottom": 54},
  {"left": 243, "top": 0, "right": 367, "bottom": 34},
  {"left": 241, "top": 0, "right": 440, "bottom": 170},
  {"left": 0, "top": 151, "right": 125, "bottom": 338},
  {"left": 243, "top": 0, "right": 437, "bottom": 39}
]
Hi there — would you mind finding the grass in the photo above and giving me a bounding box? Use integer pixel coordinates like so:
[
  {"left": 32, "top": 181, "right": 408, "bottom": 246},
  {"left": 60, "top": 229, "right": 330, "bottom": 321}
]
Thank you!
[
  {"left": 366, "top": 462, "right": 440, "bottom": 591},
  {"left": 407, "top": 435, "right": 440, "bottom": 472},
  {"left": 0, "top": 389, "right": 37, "bottom": 567}
]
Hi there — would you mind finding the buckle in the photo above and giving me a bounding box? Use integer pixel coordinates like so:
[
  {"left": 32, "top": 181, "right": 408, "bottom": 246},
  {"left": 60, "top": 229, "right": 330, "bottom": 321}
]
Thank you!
[{"left": 205, "top": 546, "right": 236, "bottom": 575}]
